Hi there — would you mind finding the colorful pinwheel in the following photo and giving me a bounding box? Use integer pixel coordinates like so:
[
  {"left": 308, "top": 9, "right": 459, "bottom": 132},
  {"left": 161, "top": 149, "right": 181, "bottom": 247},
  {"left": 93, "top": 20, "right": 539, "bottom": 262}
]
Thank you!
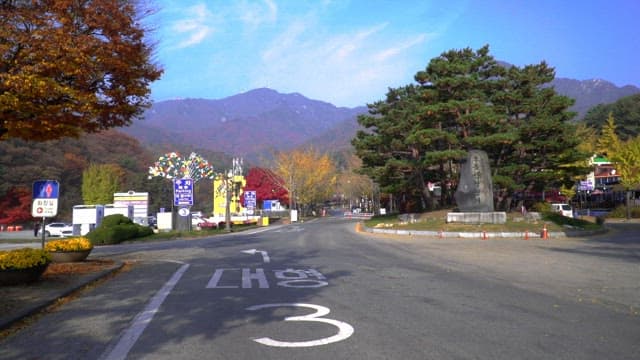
[{"left": 148, "top": 152, "right": 216, "bottom": 182}]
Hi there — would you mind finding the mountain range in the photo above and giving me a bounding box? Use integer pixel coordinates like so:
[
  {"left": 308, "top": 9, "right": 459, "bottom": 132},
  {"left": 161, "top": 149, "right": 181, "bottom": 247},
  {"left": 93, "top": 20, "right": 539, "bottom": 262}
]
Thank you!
[{"left": 122, "top": 79, "right": 640, "bottom": 164}]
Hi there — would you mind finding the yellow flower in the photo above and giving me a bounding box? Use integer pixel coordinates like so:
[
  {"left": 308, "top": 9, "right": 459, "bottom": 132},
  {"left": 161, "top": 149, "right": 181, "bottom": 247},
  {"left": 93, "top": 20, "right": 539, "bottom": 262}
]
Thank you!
[
  {"left": 45, "top": 237, "right": 93, "bottom": 252},
  {"left": 0, "top": 248, "right": 51, "bottom": 270}
]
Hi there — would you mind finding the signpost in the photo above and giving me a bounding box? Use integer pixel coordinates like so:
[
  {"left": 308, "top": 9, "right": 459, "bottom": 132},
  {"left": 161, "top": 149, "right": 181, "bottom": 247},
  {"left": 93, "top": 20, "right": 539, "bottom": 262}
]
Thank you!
[
  {"left": 174, "top": 178, "right": 194, "bottom": 231},
  {"left": 173, "top": 178, "right": 194, "bottom": 206},
  {"left": 32, "top": 180, "right": 59, "bottom": 248},
  {"left": 245, "top": 190, "right": 256, "bottom": 215}
]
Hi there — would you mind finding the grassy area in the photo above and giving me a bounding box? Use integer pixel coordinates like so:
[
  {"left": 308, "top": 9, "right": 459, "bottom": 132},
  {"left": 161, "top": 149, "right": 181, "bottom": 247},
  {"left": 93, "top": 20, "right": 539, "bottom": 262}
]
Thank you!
[{"left": 364, "top": 209, "right": 603, "bottom": 232}]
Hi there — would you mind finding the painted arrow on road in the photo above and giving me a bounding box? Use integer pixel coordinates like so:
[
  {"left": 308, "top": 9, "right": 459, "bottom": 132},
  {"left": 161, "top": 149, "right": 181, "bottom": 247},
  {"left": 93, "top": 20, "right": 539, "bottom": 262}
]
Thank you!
[{"left": 242, "top": 249, "right": 271, "bottom": 263}]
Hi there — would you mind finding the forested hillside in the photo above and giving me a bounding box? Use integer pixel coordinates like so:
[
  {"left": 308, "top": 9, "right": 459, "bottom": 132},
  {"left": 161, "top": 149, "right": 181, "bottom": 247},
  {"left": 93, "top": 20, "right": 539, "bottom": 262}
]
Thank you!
[
  {"left": 0, "top": 128, "right": 235, "bottom": 225},
  {"left": 583, "top": 93, "right": 640, "bottom": 140}
]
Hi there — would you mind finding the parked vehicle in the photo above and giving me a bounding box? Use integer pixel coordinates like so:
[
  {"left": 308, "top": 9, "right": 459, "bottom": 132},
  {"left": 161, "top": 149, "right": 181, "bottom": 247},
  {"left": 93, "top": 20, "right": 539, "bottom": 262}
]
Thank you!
[
  {"left": 192, "top": 215, "right": 217, "bottom": 229},
  {"left": 550, "top": 203, "right": 573, "bottom": 218},
  {"left": 37, "top": 222, "right": 73, "bottom": 237}
]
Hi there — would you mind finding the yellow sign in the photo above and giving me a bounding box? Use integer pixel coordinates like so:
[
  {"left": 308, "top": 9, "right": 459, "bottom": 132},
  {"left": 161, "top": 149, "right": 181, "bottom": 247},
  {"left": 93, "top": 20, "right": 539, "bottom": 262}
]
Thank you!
[{"left": 213, "top": 175, "right": 246, "bottom": 217}]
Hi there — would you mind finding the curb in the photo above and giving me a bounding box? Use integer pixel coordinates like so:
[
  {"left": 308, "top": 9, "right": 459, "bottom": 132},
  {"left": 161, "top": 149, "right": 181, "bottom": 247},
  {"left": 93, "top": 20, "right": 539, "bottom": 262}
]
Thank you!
[
  {"left": 0, "top": 261, "right": 124, "bottom": 331},
  {"left": 361, "top": 225, "right": 608, "bottom": 239}
]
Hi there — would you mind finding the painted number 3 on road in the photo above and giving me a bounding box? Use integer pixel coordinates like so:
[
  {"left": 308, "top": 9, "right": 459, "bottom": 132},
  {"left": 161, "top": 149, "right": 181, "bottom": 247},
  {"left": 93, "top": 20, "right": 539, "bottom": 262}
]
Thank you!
[{"left": 246, "top": 303, "right": 354, "bottom": 348}]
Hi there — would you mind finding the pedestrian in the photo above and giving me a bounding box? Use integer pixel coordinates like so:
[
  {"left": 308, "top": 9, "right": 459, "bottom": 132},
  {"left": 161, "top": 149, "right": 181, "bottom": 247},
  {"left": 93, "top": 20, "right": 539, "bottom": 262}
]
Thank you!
[{"left": 34, "top": 221, "right": 39, "bottom": 237}]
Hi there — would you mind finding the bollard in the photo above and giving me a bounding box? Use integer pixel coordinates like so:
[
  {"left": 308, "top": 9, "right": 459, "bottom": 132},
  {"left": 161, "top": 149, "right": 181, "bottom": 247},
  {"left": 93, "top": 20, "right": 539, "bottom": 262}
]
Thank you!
[{"left": 541, "top": 224, "right": 548, "bottom": 239}]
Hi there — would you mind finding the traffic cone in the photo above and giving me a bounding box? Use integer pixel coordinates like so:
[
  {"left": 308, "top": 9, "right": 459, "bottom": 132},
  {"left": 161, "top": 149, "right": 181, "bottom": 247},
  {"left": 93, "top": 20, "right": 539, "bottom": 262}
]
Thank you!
[
  {"left": 541, "top": 224, "right": 548, "bottom": 240},
  {"left": 482, "top": 230, "right": 487, "bottom": 240},
  {"left": 524, "top": 230, "right": 529, "bottom": 240}
]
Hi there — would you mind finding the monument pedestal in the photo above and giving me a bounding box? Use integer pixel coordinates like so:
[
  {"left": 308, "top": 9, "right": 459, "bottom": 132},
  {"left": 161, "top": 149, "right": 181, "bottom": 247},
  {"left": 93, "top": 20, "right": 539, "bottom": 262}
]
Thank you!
[{"left": 446, "top": 212, "right": 507, "bottom": 224}]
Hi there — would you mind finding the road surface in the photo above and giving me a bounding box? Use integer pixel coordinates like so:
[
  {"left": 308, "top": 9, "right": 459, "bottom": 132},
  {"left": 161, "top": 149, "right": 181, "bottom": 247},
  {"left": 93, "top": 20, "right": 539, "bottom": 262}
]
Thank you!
[{"left": 1, "top": 218, "right": 639, "bottom": 359}]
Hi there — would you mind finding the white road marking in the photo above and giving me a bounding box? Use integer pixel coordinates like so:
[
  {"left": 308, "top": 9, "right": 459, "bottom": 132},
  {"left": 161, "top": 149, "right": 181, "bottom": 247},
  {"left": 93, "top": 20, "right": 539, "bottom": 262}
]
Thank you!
[
  {"left": 241, "top": 248, "right": 271, "bottom": 263},
  {"left": 246, "top": 303, "right": 354, "bottom": 347},
  {"left": 206, "top": 268, "right": 239, "bottom": 288},
  {"left": 100, "top": 263, "right": 190, "bottom": 360}
]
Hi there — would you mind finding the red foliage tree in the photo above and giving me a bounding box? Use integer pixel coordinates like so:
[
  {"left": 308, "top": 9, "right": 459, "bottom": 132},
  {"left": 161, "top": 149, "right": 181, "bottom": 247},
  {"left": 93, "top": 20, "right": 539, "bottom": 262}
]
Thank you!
[
  {"left": 243, "top": 167, "right": 289, "bottom": 208},
  {"left": 0, "top": 186, "right": 32, "bottom": 225}
]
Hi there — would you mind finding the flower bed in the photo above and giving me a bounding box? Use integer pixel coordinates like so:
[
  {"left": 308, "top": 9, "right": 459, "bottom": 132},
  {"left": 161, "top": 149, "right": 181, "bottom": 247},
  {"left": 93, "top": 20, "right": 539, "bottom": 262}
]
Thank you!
[
  {"left": 0, "top": 248, "right": 51, "bottom": 285},
  {"left": 45, "top": 237, "right": 93, "bottom": 252},
  {"left": 45, "top": 237, "right": 93, "bottom": 263},
  {"left": 0, "top": 248, "right": 51, "bottom": 270}
]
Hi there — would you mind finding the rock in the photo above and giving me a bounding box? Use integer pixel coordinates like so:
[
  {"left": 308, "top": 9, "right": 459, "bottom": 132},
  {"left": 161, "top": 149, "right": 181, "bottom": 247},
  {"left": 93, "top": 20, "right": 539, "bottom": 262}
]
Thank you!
[{"left": 454, "top": 150, "right": 494, "bottom": 212}]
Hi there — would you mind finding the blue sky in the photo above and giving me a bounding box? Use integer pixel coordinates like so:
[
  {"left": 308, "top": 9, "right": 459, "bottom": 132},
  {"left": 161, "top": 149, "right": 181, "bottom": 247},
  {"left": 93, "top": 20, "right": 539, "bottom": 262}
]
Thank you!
[{"left": 148, "top": 0, "right": 640, "bottom": 108}]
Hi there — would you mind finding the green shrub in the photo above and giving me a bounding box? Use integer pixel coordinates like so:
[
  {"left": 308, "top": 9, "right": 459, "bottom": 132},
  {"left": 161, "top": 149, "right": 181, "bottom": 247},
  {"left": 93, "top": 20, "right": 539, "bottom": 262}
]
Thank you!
[
  {"left": 136, "top": 225, "right": 154, "bottom": 237},
  {"left": 101, "top": 214, "right": 132, "bottom": 227},
  {"left": 0, "top": 248, "right": 51, "bottom": 270},
  {"left": 86, "top": 214, "right": 153, "bottom": 245}
]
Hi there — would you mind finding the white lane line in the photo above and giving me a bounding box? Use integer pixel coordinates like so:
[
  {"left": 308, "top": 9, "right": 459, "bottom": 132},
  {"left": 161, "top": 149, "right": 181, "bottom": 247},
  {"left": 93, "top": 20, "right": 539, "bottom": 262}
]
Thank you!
[{"left": 100, "top": 263, "right": 190, "bottom": 360}]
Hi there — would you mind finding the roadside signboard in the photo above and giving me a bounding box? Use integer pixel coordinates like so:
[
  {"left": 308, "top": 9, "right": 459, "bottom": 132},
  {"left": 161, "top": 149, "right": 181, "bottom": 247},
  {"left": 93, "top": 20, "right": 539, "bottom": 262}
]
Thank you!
[
  {"left": 245, "top": 190, "right": 256, "bottom": 215},
  {"left": 114, "top": 191, "right": 149, "bottom": 225},
  {"left": 578, "top": 180, "right": 594, "bottom": 191},
  {"left": 174, "top": 178, "right": 194, "bottom": 206},
  {"left": 32, "top": 180, "right": 59, "bottom": 217}
]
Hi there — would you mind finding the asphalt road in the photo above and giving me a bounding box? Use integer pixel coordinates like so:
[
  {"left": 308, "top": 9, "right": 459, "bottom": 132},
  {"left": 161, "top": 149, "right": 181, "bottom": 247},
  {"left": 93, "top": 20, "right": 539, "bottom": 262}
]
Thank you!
[{"left": 1, "top": 218, "right": 639, "bottom": 359}]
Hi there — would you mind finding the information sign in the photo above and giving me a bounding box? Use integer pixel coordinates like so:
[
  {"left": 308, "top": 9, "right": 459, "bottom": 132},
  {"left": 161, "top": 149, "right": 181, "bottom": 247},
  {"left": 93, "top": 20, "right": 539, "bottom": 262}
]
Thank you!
[
  {"left": 245, "top": 191, "right": 256, "bottom": 209},
  {"left": 174, "top": 178, "right": 194, "bottom": 206},
  {"left": 32, "top": 180, "right": 59, "bottom": 217}
]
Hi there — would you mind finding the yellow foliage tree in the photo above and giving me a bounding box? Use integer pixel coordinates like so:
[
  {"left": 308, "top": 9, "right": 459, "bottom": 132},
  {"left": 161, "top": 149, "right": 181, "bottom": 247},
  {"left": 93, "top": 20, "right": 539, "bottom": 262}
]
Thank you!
[
  {"left": 611, "top": 136, "right": 640, "bottom": 218},
  {"left": 597, "top": 112, "right": 622, "bottom": 157},
  {"left": 273, "top": 148, "right": 336, "bottom": 214},
  {"left": 81, "top": 163, "right": 126, "bottom": 205},
  {"left": 336, "top": 153, "right": 375, "bottom": 210}
]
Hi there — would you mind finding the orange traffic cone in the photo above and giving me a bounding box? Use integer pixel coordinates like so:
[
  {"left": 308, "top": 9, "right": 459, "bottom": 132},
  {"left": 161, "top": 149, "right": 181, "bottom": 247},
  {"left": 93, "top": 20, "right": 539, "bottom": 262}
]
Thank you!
[{"left": 541, "top": 224, "right": 548, "bottom": 240}]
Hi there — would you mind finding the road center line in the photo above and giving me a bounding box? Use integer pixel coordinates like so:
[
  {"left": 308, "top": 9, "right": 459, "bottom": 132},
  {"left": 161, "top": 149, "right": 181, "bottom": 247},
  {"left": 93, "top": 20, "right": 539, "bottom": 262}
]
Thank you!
[{"left": 100, "top": 263, "right": 190, "bottom": 360}]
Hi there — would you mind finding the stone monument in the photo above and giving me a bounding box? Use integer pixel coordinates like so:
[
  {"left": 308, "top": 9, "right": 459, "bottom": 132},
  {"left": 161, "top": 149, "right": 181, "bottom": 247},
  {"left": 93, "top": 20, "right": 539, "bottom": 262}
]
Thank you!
[{"left": 448, "top": 150, "right": 506, "bottom": 224}]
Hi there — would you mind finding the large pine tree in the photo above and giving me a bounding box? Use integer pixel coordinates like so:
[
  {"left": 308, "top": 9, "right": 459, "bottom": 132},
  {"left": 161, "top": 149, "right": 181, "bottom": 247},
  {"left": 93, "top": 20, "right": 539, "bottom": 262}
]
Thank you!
[{"left": 353, "top": 45, "right": 589, "bottom": 211}]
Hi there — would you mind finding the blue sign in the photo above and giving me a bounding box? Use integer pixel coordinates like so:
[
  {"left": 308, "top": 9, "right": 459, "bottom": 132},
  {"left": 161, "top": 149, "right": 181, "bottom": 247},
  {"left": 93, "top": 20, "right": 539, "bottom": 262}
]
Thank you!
[
  {"left": 245, "top": 191, "right": 256, "bottom": 209},
  {"left": 174, "top": 178, "right": 194, "bottom": 206},
  {"left": 32, "top": 180, "right": 59, "bottom": 217},
  {"left": 33, "top": 180, "right": 59, "bottom": 199},
  {"left": 578, "top": 180, "right": 594, "bottom": 191}
]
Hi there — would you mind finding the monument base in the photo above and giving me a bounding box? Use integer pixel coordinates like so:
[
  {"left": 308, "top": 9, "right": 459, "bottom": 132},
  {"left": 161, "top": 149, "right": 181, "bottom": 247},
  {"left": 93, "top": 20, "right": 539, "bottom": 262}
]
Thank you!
[{"left": 446, "top": 212, "right": 507, "bottom": 224}]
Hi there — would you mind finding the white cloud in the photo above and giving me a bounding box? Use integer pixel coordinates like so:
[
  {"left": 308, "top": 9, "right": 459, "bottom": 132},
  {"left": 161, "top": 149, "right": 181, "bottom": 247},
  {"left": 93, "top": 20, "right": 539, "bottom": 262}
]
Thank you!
[
  {"left": 261, "top": 20, "right": 307, "bottom": 62},
  {"left": 237, "top": 0, "right": 278, "bottom": 28},
  {"left": 373, "top": 33, "right": 430, "bottom": 62},
  {"left": 169, "top": 3, "right": 214, "bottom": 49},
  {"left": 253, "top": 20, "right": 431, "bottom": 106},
  {"left": 333, "top": 23, "right": 387, "bottom": 60}
]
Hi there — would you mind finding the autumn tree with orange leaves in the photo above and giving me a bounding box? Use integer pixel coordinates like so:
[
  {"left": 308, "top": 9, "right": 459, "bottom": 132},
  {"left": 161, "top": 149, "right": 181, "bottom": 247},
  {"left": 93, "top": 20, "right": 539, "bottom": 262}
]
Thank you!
[
  {"left": 0, "top": 0, "right": 162, "bottom": 141},
  {"left": 273, "top": 147, "right": 336, "bottom": 215}
]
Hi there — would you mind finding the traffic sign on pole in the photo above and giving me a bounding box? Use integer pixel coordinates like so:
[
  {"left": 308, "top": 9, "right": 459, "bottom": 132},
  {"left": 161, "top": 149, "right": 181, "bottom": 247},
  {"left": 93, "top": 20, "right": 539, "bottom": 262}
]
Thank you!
[
  {"left": 174, "top": 178, "right": 194, "bottom": 206},
  {"left": 32, "top": 180, "right": 59, "bottom": 217}
]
